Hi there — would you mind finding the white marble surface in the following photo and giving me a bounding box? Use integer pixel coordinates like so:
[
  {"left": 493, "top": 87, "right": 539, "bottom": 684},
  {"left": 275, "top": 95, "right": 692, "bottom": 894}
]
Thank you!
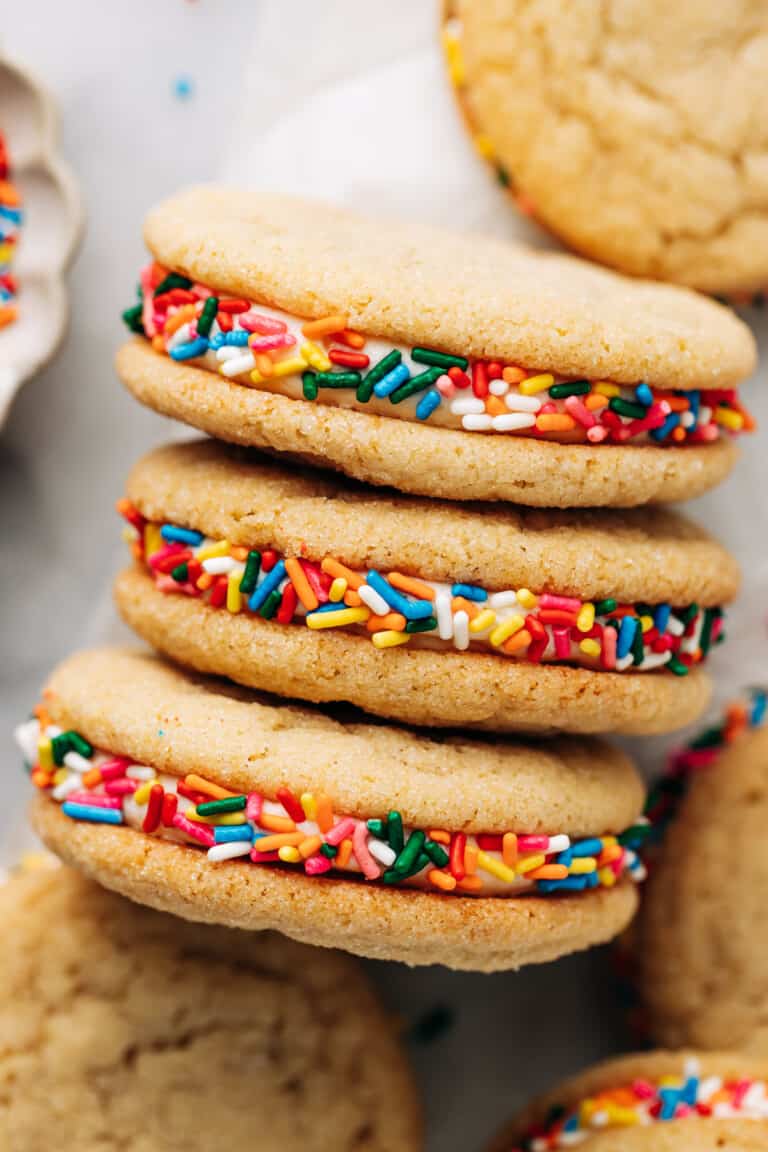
[{"left": 2, "top": 3, "right": 768, "bottom": 1147}]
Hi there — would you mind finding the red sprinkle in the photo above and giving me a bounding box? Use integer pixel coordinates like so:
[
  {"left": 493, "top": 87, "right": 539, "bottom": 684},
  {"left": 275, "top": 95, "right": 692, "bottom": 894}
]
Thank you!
[
  {"left": 472, "top": 361, "right": 488, "bottom": 398},
  {"left": 276, "top": 787, "right": 306, "bottom": 824},
  {"left": 161, "top": 793, "right": 178, "bottom": 826},
  {"left": 328, "top": 348, "right": 370, "bottom": 369},
  {"left": 143, "top": 784, "right": 164, "bottom": 833}
]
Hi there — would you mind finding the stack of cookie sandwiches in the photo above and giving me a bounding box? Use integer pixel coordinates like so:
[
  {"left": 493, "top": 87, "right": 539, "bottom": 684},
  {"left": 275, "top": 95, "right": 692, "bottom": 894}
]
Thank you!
[{"left": 19, "top": 190, "right": 757, "bottom": 972}]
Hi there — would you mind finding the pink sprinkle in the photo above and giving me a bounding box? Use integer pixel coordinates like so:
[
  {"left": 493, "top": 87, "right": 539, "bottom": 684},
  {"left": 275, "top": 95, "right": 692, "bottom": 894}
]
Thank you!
[
  {"left": 601, "top": 625, "right": 617, "bottom": 670},
  {"left": 587, "top": 425, "right": 609, "bottom": 443},
  {"left": 632, "top": 1079, "right": 657, "bottom": 1100},
  {"left": 246, "top": 792, "right": 263, "bottom": 822},
  {"left": 239, "top": 311, "right": 288, "bottom": 335},
  {"left": 147, "top": 543, "right": 185, "bottom": 569},
  {"left": 248, "top": 332, "right": 296, "bottom": 352},
  {"left": 325, "top": 817, "right": 356, "bottom": 846},
  {"left": 141, "top": 266, "right": 157, "bottom": 337},
  {"left": 155, "top": 574, "right": 197, "bottom": 596},
  {"left": 517, "top": 835, "right": 549, "bottom": 854},
  {"left": 98, "top": 758, "right": 133, "bottom": 780},
  {"left": 436, "top": 374, "right": 455, "bottom": 397},
  {"left": 553, "top": 627, "right": 571, "bottom": 660},
  {"left": 352, "top": 821, "right": 381, "bottom": 880},
  {"left": 540, "top": 594, "right": 582, "bottom": 613},
  {"left": 250, "top": 846, "right": 279, "bottom": 863},
  {"left": 67, "top": 792, "right": 122, "bottom": 809},
  {"left": 305, "top": 855, "right": 333, "bottom": 876},
  {"left": 104, "top": 779, "right": 138, "bottom": 797},
  {"left": 171, "top": 812, "right": 215, "bottom": 847},
  {"left": 564, "top": 395, "right": 595, "bottom": 428},
  {"left": 732, "top": 1080, "right": 752, "bottom": 1108}
]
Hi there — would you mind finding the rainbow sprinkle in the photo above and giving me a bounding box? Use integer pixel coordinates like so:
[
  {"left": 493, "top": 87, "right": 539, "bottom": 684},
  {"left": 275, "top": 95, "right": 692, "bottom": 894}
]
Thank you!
[
  {"left": 0, "top": 133, "right": 21, "bottom": 331},
  {"left": 120, "top": 502, "right": 725, "bottom": 676},
  {"left": 16, "top": 716, "right": 647, "bottom": 898},
  {"left": 122, "top": 263, "right": 754, "bottom": 446},
  {"left": 513, "top": 1059, "right": 768, "bottom": 1149}
]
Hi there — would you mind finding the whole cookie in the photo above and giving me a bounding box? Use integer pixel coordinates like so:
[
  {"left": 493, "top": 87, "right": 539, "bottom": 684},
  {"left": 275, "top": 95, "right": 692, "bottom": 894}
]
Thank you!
[
  {"left": 635, "top": 696, "right": 768, "bottom": 1054},
  {"left": 18, "top": 647, "right": 646, "bottom": 972},
  {"left": 117, "top": 186, "right": 756, "bottom": 507},
  {"left": 115, "top": 439, "right": 738, "bottom": 735},
  {"left": 444, "top": 1, "right": 768, "bottom": 295},
  {"left": 490, "top": 1050, "right": 768, "bottom": 1150},
  {"left": 0, "top": 866, "right": 420, "bottom": 1151}
]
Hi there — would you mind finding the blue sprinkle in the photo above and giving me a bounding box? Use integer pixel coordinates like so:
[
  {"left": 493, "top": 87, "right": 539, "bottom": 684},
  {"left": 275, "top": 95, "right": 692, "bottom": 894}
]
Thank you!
[
  {"left": 210, "top": 329, "right": 249, "bottom": 350},
  {"left": 555, "top": 848, "right": 573, "bottom": 867},
  {"left": 170, "top": 337, "right": 209, "bottom": 361},
  {"left": 635, "top": 382, "right": 653, "bottom": 407},
  {"left": 654, "top": 604, "right": 671, "bottom": 634},
  {"left": 681, "top": 1076, "right": 699, "bottom": 1107},
  {"left": 160, "top": 524, "right": 204, "bottom": 546},
  {"left": 366, "top": 570, "right": 434, "bottom": 620},
  {"left": 174, "top": 74, "right": 195, "bottom": 100},
  {"left": 0, "top": 205, "right": 22, "bottom": 225},
  {"left": 247, "top": 560, "right": 286, "bottom": 612},
  {"left": 214, "top": 825, "right": 254, "bottom": 844},
  {"left": 584, "top": 870, "right": 600, "bottom": 888},
  {"left": 450, "top": 583, "right": 488, "bottom": 602},
  {"left": 308, "top": 601, "right": 347, "bottom": 615},
  {"left": 651, "top": 412, "right": 680, "bottom": 442},
  {"left": 563, "top": 1115, "right": 580, "bottom": 1133},
  {"left": 658, "top": 1087, "right": 680, "bottom": 1121},
  {"left": 752, "top": 691, "right": 767, "bottom": 726},
  {"left": 62, "top": 802, "right": 123, "bottom": 825},
  {"left": 537, "top": 875, "right": 589, "bottom": 893},
  {"left": 570, "top": 837, "right": 603, "bottom": 857},
  {"left": 617, "top": 615, "right": 638, "bottom": 660},
  {"left": 687, "top": 390, "right": 701, "bottom": 421},
  {"left": 373, "top": 363, "right": 410, "bottom": 398},
  {"left": 415, "top": 389, "right": 442, "bottom": 421}
]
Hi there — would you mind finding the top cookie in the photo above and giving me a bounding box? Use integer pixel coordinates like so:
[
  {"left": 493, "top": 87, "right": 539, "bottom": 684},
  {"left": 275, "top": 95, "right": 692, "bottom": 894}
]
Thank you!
[{"left": 445, "top": 1, "right": 768, "bottom": 296}]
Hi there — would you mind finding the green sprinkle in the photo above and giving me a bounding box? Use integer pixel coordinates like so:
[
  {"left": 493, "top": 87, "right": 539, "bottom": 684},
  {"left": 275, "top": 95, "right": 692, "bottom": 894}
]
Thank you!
[
  {"left": 594, "top": 599, "right": 617, "bottom": 615},
  {"left": 393, "top": 829, "right": 425, "bottom": 875},
  {"left": 423, "top": 840, "right": 450, "bottom": 868},
  {"left": 698, "top": 608, "right": 715, "bottom": 657},
  {"left": 313, "top": 371, "right": 361, "bottom": 389},
  {"left": 609, "top": 397, "right": 646, "bottom": 420},
  {"left": 197, "top": 796, "right": 247, "bottom": 816},
  {"left": 239, "top": 551, "right": 261, "bottom": 596},
  {"left": 387, "top": 811, "right": 404, "bottom": 855},
  {"left": 171, "top": 562, "right": 189, "bottom": 583},
  {"left": 411, "top": 347, "right": 468, "bottom": 371},
  {"left": 631, "top": 622, "right": 646, "bottom": 666},
  {"left": 320, "top": 843, "right": 338, "bottom": 859},
  {"left": 51, "top": 734, "right": 72, "bottom": 766},
  {"left": 366, "top": 818, "right": 387, "bottom": 838},
  {"left": 496, "top": 165, "right": 511, "bottom": 188},
  {"left": 122, "top": 303, "right": 144, "bottom": 333},
  {"left": 68, "top": 732, "right": 94, "bottom": 759},
  {"left": 382, "top": 868, "right": 401, "bottom": 884},
  {"left": 259, "top": 587, "right": 283, "bottom": 619},
  {"left": 390, "top": 368, "right": 443, "bottom": 405},
  {"left": 357, "top": 350, "right": 402, "bottom": 403},
  {"left": 197, "top": 295, "right": 218, "bottom": 337},
  {"left": 302, "top": 372, "right": 319, "bottom": 401},
  {"left": 680, "top": 603, "right": 699, "bottom": 626},
  {"left": 549, "top": 380, "right": 590, "bottom": 399},
  {"left": 154, "top": 272, "right": 192, "bottom": 296},
  {"left": 618, "top": 823, "right": 652, "bottom": 847},
  {"left": 691, "top": 725, "right": 726, "bottom": 750},
  {"left": 667, "top": 655, "right": 689, "bottom": 676},
  {"left": 405, "top": 616, "right": 438, "bottom": 634}
]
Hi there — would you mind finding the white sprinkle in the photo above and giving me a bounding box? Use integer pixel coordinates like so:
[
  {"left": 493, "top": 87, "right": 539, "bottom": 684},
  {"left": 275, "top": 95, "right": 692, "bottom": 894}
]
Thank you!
[
  {"left": 491, "top": 413, "right": 537, "bottom": 432},
  {"left": 488, "top": 590, "right": 519, "bottom": 611},
  {"left": 215, "top": 345, "right": 242, "bottom": 362},
  {"left": 615, "top": 654, "right": 634, "bottom": 671},
  {"left": 462, "top": 414, "right": 493, "bottom": 431},
  {"left": 358, "top": 583, "right": 391, "bottom": 617},
  {"left": 681, "top": 410, "right": 695, "bottom": 428},
  {"left": 435, "top": 590, "right": 454, "bottom": 640},
  {"left": 450, "top": 397, "right": 485, "bottom": 416},
  {"left": 14, "top": 720, "right": 40, "bottom": 763},
  {"left": 488, "top": 378, "right": 509, "bottom": 396},
  {"left": 637, "top": 650, "right": 671, "bottom": 671},
  {"left": 368, "top": 840, "right": 396, "bottom": 867},
  {"left": 126, "top": 765, "right": 157, "bottom": 780},
  {"left": 202, "top": 556, "right": 238, "bottom": 575},
  {"left": 699, "top": 405, "right": 712, "bottom": 426},
  {"left": 453, "top": 610, "right": 470, "bottom": 651},
  {"left": 207, "top": 841, "right": 253, "bottom": 862},
  {"left": 666, "top": 617, "right": 685, "bottom": 637},
  {"left": 52, "top": 774, "right": 82, "bottom": 801},
  {"left": 166, "top": 322, "right": 192, "bottom": 351},
  {"left": 546, "top": 834, "right": 571, "bottom": 854},
  {"left": 63, "top": 751, "right": 92, "bottom": 773},
  {"left": 220, "top": 352, "right": 256, "bottom": 377},
  {"left": 504, "top": 392, "right": 542, "bottom": 413}
]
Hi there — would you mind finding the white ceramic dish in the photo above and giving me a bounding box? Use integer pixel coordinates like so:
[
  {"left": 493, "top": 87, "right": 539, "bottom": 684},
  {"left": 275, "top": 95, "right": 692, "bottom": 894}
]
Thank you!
[{"left": 0, "top": 53, "right": 82, "bottom": 426}]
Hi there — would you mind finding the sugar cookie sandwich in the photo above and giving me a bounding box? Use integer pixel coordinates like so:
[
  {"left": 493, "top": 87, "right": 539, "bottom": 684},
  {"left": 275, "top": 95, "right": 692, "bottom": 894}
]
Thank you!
[
  {"left": 117, "top": 186, "right": 755, "bottom": 508},
  {"left": 490, "top": 1050, "right": 768, "bottom": 1151},
  {"left": 0, "top": 866, "right": 421, "bottom": 1150},
  {"left": 115, "top": 439, "right": 738, "bottom": 736},
  {"left": 18, "top": 647, "right": 648, "bottom": 972}
]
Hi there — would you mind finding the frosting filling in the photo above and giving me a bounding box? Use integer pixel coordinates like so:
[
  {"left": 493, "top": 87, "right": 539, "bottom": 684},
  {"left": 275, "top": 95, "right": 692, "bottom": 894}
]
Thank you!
[
  {"left": 0, "top": 133, "right": 21, "bottom": 330},
  {"left": 513, "top": 1059, "right": 768, "bottom": 1149},
  {"left": 17, "top": 717, "right": 647, "bottom": 899},
  {"left": 122, "top": 263, "right": 753, "bottom": 446},
  {"left": 120, "top": 504, "right": 725, "bottom": 676}
]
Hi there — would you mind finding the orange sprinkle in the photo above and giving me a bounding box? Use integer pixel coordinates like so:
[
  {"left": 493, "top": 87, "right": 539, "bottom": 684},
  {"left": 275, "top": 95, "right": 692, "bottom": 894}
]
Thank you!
[
  {"left": 151, "top": 334, "right": 165, "bottom": 352},
  {"left": 336, "top": 838, "right": 353, "bottom": 869},
  {"left": 387, "top": 572, "right": 436, "bottom": 602},
  {"left": 464, "top": 842, "right": 479, "bottom": 875},
  {"left": 229, "top": 546, "right": 249, "bottom": 561},
  {"left": 315, "top": 794, "right": 334, "bottom": 834},
  {"left": 253, "top": 832, "right": 304, "bottom": 852},
  {"left": 597, "top": 844, "right": 623, "bottom": 866},
  {"left": 503, "top": 628, "right": 532, "bottom": 654},
  {"left": 526, "top": 864, "right": 569, "bottom": 881},
  {"left": 301, "top": 314, "right": 348, "bottom": 339},
  {"left": 332, "top": 329, "right": 366, "bottom": 349},
  {"left": 299, "top": 835, "right": 324, "bottom": 859},
  {"left": 428, "top": 830, "right": 451, "bottom": 845},
  {"left": 321, "top": 556, "right": 364, "bottom": 590},
  {"left": 672, "top": 425, "right": 686, "bottom": 442},
  {"left": 184, "top": 774, "right": 237, "bottom": 800},
  {"left": 0, "top": 180, "right": 21, "bottom": 206},
  {"left": 452, "top": 596, "right": 479, "bottom": 619},
  {"left": 584, "top": 392, "right": 609, "bottom": 411},
  {"left": 536, "top": 413, "right": 576, "bottom": 432},
  {"left": 653, "top": 392, "right": 691, "bottom": 412},
  {"left": 259, "top": 812, "right": 297, "bottom": 834},
  {"left": 196, "top": 572, "right": 214, "bottom": 591},
  {"left": 343, "top": 589, "right": 363, "bottom": 607},
  {"left": 428, "top": 869, "right": 457, "bottom": 892},
  {"left": 82, "top": 768, "right": 102, "bottom": 789},
  {"left": 285, "top": 557, "right": 319, "bottom": 611},
  {"left": 367, "top": 612, "right": 407, "bottom": 633},
  {"left": 502, "top": 832, "right": 518, "bottom": 868},
  {"left": 485, "top": 396, "right": 507, "bottom": 417},
  {"left": 162, "top": 303, "right": 197, "bottom": 337},
  {"left": 457, "top": 874, "right": 483, "bottom": 892},
  {"left": 502, "top": 365, "right": 527, "bottom": 384},
  {"left": 31, "top": 769, "right": 53, "bottom": 790},
  {"left": 255, "top": 353, "right": 274, "bottom": 377}
]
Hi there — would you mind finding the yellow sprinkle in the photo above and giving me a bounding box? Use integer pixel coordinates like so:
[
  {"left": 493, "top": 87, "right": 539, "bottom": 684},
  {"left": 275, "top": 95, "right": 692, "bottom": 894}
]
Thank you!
[
  {"left": 516, "top": 853, "right": 546, "bottom": 874},
  {"left": 576, "top": 603, "right": 595, "bottom": 632},
  {"left": 519, "top": 373, "right": 554, "bottom": 396},
  {"left": 133, "top": 782, "right": 154, "bottom": 806},
  {"left": 371, "top": 630, "right": 411, "bottom": 649},
  {"left": 121, "top": 525, "right": 136, "bottom": 544},
  {"left": 602, "top": 835, "right": 617, "bottom": 849},
  {"left": 37, "top": 740, "right": 53, "bottom": 771},
  {"left": 441, "top": 27, "right": 465, "bottom": 86},
  {"left": 476, "top": 850, "right": 517, "bottom": 884},
  {"left": 469, "top": 608, "right": 496, "bottom": 634},
  {"left": 0, "top": 244, "right": 12, "bottom": 265},
  {"left": 516, "top": 588, "right": 538, "bottom": 609},
  {"left": 579, "top": 638, "right": 601, "bottom": 658},
  {"left": 474, "top": 133, "right": 495, "bottom": 160},
  {"left": 715, "top": 406, "right": 744, "bottom": 431},
  {"left": 490, "top": 615, "right": 525, "bottom": 647},
  {"left": 598, "top": 866, "right": 617, "bottom": 887},
  {"left": 306, "top": 606, "right": 371, "bottom": 629},
  {"left": 301, "top": 341, "right": 332, "bottom": 372},
  {"left": 605, "top": 1105, "right": 640, "bottom": 1126},
  {"left": 143, "top": 523, "right": 163, "bottom": 558},
  {"left": 640, "top": 614, "right": 654, "bottom": 633},
  {"left": 270, "top": 356, "right": 308, "bottom": 379},
  {"left": 278, "top": 845, "right": 301, "bottom": 863},
  {"left": 570, "top": 857, "right": 597, "bottom": 874},
  {"left": 195, "top": 539, "right": 230, "bottom": 562},
  {"left": 300, "top": 792, "right": 317, "bottom": 821},
  {"left": 226, "top": 570, "right": 242, "bottom": 614},
  {"left": 594, "top": 382, "right": 620, "bottom": 397},
  {"left": 329, "top": 577, "right": 347, "bottom": 603},
  {"left": 53, "top": 769, "right": 68, "bottom": 786},
  {"left": 186, "top": 810, "right": 247, "bottom": 826}
]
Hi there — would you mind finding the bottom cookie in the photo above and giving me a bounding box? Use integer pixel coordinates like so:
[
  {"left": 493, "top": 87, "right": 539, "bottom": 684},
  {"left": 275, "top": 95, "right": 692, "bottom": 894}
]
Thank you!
[{"left": 0, "top": 866, "right": 421, "bottom": 1151}]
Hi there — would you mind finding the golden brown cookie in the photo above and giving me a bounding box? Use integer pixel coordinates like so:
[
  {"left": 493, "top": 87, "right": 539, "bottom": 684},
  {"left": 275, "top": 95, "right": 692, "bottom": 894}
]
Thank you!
[
  {"left": 117, "top": 186, "right": 756, "bottom": 507},
  {"left": 19, "top": 646, "right": 646, "bottom": 972},
  {"left": 114, "top": 438, "right": 736, "bottom": 735},
  {"left": 444, "top": 1, "right": 768, "bottom": 297},
  {"left": 634, "top": 701, "right": 768, "bottom": 1055},
  {"left": 0, "top": 865, "right": 421, "bottom": 1151},
  {"left": 490, "top": 1050, "right": 768, "bottom": 1151}
]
